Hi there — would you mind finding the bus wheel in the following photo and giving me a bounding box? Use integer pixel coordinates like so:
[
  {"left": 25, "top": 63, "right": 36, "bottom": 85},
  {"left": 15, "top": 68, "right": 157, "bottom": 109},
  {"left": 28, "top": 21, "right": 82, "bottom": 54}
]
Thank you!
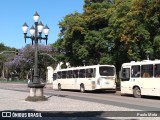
[
  {"left": 58, "top": 84, "right": 61, "bottom": 91},
  {"left": 80, "top": 84, "right": 85, "bottom": 93},
  {"left": 133, "top": 87, "right": 141, "bottom": 98}
]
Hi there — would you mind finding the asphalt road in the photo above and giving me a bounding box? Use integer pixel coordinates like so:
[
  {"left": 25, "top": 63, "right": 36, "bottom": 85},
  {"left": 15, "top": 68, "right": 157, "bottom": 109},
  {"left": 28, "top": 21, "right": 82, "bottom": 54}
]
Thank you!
[{"left": 0, "top": 82, "right": 160, "bottom": 111}]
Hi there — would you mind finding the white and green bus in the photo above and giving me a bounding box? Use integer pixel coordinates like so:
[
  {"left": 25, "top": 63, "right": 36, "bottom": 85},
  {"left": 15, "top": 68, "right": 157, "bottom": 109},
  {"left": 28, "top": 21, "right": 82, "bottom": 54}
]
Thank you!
[
  {"left": 53, "top": 64, "right": 116, "bottom": 92},
  {"left": 120, "top": 60, "right": 160, "bottom": 98}
]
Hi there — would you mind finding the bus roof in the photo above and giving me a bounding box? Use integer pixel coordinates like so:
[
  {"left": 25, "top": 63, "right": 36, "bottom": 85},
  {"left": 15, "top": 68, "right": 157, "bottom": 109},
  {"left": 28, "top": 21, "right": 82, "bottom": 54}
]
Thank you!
[
  {"left": 122, "top": 60, "right": 160, "bottom": 67},
  {"left": 55, "top": 64, "right": 115, "bottom": 72}
]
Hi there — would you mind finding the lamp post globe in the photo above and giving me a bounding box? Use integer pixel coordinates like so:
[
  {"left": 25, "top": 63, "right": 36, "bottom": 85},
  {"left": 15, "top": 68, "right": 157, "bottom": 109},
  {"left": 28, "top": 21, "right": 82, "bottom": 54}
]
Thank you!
[
  {"left": 43, "top": 25, "right": 50, "bottom": 36},
  {"left": 33, "top": 11, "right": 40, "bottom": 23},
  {"left": 38, "top": 21, "right": 44, "bottom": 33},
  {"left": 22, "top": 22, "right": 29, "bottom": 33},
  {"left": 29, "top": 26, "right": 35, "bottom": 37}
]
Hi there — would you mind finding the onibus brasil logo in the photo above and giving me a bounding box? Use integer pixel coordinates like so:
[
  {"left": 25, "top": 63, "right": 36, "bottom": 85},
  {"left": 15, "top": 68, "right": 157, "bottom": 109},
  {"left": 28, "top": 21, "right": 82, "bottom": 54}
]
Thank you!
[{"left": 2, "top": 112, "right": 42, "bottom": 118}]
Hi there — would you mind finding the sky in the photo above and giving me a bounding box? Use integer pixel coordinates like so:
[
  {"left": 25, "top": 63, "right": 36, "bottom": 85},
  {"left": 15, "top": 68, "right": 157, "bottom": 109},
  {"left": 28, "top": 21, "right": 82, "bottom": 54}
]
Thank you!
[{"left": 0, "top": 0, "right": 84, "bottom": 49}]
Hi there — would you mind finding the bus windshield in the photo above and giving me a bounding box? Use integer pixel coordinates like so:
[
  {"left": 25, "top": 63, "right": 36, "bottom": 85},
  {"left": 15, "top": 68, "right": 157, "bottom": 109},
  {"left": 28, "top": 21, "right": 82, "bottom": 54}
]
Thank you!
[{"left": 99, "top": 66, "right": 114, "bottom": 76}]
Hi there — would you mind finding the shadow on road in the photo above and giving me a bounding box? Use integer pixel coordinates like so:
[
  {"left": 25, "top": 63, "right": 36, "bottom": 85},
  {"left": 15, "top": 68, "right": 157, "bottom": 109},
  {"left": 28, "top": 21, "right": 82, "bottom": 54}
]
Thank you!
[
  {"left": 121, "top": 94, "right": 160, "bottom": 100},
  {"left": 57, "top": 89, "right": 117, "bottom": 94}
]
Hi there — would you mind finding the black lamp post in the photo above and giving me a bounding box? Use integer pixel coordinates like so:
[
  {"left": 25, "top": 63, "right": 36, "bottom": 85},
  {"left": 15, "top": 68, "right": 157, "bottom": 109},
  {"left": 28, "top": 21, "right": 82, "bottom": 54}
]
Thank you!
[
  {"left": 22, "top": 12, "right": 49, "bottom": 101},
  {"left": 146, "top": 50, "right": 150, "bottom": 60},
  {"left": 82, "top": 60, "right": 86, "bottom": 66}
]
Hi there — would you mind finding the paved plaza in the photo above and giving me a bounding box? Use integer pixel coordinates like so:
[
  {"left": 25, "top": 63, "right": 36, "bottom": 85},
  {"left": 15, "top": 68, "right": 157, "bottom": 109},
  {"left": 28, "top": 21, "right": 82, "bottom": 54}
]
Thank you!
[{"left": 0, "top": 84, "right": 159, "bottom": 120}]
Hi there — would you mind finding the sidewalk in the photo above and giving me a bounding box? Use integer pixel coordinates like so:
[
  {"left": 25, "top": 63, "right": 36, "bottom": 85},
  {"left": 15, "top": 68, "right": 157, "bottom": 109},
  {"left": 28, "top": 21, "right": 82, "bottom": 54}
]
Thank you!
[{"left": 0, "top": 88, "right": 136, "bottom": 111}]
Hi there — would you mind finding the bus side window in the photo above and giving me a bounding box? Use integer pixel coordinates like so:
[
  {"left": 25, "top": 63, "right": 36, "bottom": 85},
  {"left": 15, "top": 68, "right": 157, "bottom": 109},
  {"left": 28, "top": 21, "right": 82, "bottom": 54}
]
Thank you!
[
  {"left": 92, "top": 68, "right": 96, "bottom": 77},
  {"left": 73, "top": 70, "right": 78, "bottom": 78},
  {"left": 53, "top": 73, "right": 57, "bottom": 80},
  {"left": 141, "top": 64, "right": 153, "bottom": 78},
  {"left": 131, "top": 65, "right": 140, "bottom": 78},
  {"left": 79, "top": 69, "right": 85, "bottom": 78},
  {"left": 57, "top": 72, "right": 61, "bottom": 79},
  {"left": 68, "top": 70, "right": 73, "bottom": 78},
  {"left": 154, "top": 64, "right": 160, "bottom": 77},
  {"left": 86, "top": 68, "right": 93, "bottom": 78},
  {"left": 62, "top": 71, "right": 67, "bottom": 79},
  {"left": 66, "top": 71, "right": 72, "bottom": 78}
]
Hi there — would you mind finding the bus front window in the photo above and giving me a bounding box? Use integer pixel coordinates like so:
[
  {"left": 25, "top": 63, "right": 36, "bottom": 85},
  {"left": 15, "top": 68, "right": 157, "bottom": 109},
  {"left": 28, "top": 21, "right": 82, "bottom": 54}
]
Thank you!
[
  {"left": 121, "top": 68, "right": 130, "bottom": 81},
  {"left": 99, "top": 67, "right": 114, "bottom": 76}
]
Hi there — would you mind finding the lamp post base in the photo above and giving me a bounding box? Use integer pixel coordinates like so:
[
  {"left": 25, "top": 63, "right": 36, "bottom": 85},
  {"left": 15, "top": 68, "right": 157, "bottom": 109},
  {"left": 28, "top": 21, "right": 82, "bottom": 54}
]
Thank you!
[
  {"left": 25, "top": 96, "right": 47, "bottom": 101},
  {"left": 25, "top": 83, "right": 48, "bottom": 102}
]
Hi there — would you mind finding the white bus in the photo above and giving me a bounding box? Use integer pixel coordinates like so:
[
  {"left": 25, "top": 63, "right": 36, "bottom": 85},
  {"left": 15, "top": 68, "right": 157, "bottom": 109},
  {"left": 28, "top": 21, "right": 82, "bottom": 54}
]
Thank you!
[
  {"left": 53, "top": 64, "right": 116, "bottom": 92},
  {"left": 120, "top": 60, "right": 160, "bottom": 98}
]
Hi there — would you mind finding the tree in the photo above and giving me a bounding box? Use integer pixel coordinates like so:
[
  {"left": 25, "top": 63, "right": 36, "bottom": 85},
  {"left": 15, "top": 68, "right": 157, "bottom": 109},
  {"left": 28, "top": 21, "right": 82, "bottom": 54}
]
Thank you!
[
  {"left": 52, "top": 0, "right": 160, "bottom": 72},
  {"left": 55, "top": 0, "right": 114, "bottom": 66},
  {"left": 5, "top": 44, "right": 55, "bottom": 80},
  {"left": 0, "top": 43, "right": 15, "bottom": 78}
]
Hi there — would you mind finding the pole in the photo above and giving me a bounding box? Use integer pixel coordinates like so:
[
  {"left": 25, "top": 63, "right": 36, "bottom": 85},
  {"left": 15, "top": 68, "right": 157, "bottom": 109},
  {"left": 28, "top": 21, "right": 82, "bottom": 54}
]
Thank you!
[
  {"left": 33, "top": 22, "right": 39, "bottom": 84},
  {"left": 24, "top": 12, "right": 49, "bottom": 101}
]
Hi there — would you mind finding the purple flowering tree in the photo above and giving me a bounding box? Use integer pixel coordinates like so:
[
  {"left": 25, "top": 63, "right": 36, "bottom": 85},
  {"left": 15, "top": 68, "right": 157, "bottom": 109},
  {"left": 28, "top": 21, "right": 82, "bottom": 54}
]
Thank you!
[{"left": 5, "top": 44, "right": 54, "bottom": 80}]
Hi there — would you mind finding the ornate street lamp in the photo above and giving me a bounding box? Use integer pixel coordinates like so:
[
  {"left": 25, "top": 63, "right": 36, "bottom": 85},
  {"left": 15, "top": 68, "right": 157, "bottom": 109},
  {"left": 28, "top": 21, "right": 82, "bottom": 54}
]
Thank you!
[
  {"left": 82, "top": 60, "right": 86, "bottom": 66},
  {"left": 22, "top": 12, "right": 49, "bottom": 101},
  {"left": 146, "top": 50, "right": 150, "bottom": 60}
]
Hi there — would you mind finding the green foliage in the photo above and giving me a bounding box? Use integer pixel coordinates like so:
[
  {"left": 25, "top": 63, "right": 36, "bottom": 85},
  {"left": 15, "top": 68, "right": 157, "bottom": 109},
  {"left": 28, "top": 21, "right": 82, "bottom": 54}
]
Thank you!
[
  {"left": 153, "top": 35, "right": 160, "bottom": 58},
  {"left": 52, "top": 0, "right": 160, "bottom": 71}
]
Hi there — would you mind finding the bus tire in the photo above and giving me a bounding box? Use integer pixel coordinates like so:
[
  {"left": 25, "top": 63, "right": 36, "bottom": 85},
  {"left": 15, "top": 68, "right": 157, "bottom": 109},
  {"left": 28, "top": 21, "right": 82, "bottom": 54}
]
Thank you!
[
  {"left": 133, "top": 87, "right": 141, "bottom": 98},
  {"left": 58, "top": 84, "right": 61, "bottom": 91},
  {"left": 80, "top": 84, "right": 85, "bottom": 93}
]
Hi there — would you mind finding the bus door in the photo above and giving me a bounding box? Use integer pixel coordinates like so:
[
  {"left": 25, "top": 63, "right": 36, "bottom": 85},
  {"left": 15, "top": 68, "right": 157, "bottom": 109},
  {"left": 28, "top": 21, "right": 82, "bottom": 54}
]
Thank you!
[
  {"left": 120, "top": 67, "right": 132, "bottom": 94},
  {"left": 130, "top": 65, "right": 141, "bottom": 85},
  {"left": 72, "top": 70, "right": 79, "bottom": 89},
  {"left": 52, "top": 73, "right": 58, "bottom": 89},
  {"left": 154, "top": 64, "right": 160, "bottom": 96},
  {"left": 141, "top": 64, "right": 156, "bottom": 96}
]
